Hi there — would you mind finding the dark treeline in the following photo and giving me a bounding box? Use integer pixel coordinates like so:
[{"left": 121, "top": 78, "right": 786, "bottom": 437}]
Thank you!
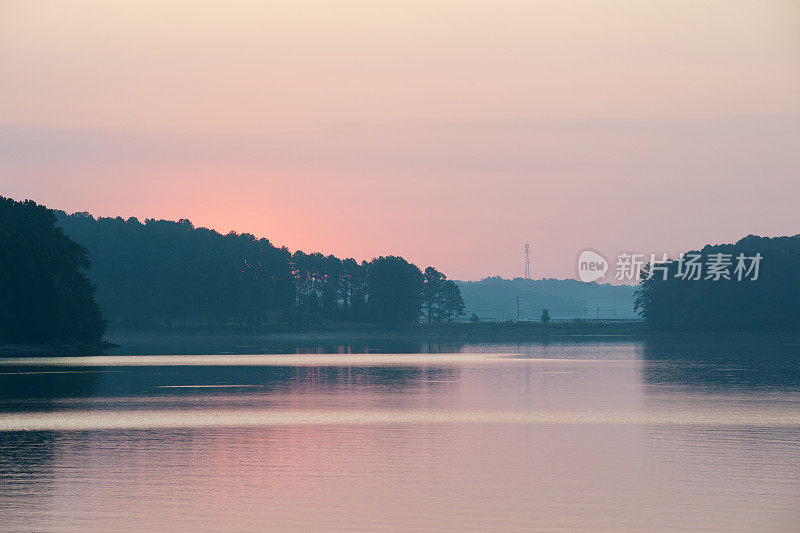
[
  {"left": 55, "top": 210, "right": 465, "bottom": 329},
  {"left": 0, "top": 198, "right": 105, "bottom": 343},
  {"left": 635, "top": 235, "right": 800, "bottom": 333}
]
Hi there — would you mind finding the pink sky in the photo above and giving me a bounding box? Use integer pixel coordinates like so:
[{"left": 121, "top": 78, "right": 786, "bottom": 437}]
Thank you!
[{"left": 1, "top": 1, "right": 799, "bottom": 280}]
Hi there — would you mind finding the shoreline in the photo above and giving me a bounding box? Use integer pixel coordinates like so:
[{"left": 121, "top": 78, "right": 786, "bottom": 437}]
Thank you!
[
  {"left": 3, "top": 324, "right": 798, "bottom": 357},
  {"left": 103, "top": 325, "right": 798, "bottom": 345},
  {"left": 0, "top": 340, "right": 113, "bottom": 357}
]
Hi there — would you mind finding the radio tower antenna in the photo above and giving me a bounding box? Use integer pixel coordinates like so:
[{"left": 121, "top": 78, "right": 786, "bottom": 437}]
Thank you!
[{"left": 523, "top": 241, "right": 531, "bottom": 279}]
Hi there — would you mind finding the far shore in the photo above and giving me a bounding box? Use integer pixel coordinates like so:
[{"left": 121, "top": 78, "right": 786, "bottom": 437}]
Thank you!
[
  {"left": 3, "top": 322, "right": 798, "bottom": 357},
  {"left": 100, "top": 320, "right": 651, "bottom": 344},
  {"left": 0, "top": 340, "right": 113, "bottom": 357}
]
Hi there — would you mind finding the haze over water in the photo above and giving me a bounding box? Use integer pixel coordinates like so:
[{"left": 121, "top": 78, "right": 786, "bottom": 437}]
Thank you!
[{"left": 0, "top": 338, "right": 798, "bottom": 531}]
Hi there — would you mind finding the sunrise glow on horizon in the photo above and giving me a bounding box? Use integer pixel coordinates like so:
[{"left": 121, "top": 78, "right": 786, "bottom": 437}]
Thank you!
[{"left": 2, "top": 0, "right": 799, "bottom": 280}]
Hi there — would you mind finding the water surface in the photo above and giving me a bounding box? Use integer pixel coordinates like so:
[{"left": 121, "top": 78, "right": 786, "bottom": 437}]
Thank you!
[{"left": 1, "top": 338, "right": 798, "bottom": 531}]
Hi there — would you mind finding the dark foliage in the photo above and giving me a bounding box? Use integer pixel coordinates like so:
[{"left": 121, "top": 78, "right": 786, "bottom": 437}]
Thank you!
[
  {"left": 55, "top": 211, "right": 463, "bottom": 328},
  {"left": 421, "top": 267, "right": 465, "bottom": 323},
  {"left": 56, "top": 212, "right": 296, "bottom": 328},
  {"left": 634, "top": 235, "right": 800, "bottom": 333},
  {"left": 368, "top": 256, "right": 424, "bottom": 324},
  {"left": 0, "top": 198, "right": 105, "bottom": 343}
]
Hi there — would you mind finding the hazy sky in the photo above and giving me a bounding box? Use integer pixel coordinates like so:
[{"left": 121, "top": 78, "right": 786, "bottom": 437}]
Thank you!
[{"left": 2, "top": 1, "right": 799, "bottom": 280}]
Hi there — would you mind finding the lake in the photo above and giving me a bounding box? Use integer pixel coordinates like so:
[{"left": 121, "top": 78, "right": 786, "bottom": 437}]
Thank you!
[{"left": 1, "top": 336, "right": 799, "bottom": 531}]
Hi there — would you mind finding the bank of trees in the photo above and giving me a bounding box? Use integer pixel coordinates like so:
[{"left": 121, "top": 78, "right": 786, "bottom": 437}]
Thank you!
[
  {"left": 421, "top": 267, "right": 465, "bottom": 323},
  {"left": 56, "top": 213, "right": 294, "bottom": 328},
  {"left": 0, "top": 198, "right": 105, "bottom": 343},
  {"left": 55, "top": 211, "right": 465, "bottom": 329},
  {"left": 635, "top": 235, "right": 799, "bottom": 333}
]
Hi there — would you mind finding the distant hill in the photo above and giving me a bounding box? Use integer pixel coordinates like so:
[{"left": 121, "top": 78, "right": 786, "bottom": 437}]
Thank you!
[{"left": 454, "top": 277, "right": 637, "bottom": 321}]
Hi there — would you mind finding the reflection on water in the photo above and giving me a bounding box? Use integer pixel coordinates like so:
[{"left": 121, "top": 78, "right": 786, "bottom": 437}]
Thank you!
[
  {"left": 643, "top": 337, "right": 800, "bottom": 390},
  {"left": 1, "top": 338, "right": 799, "bottom": 531}
]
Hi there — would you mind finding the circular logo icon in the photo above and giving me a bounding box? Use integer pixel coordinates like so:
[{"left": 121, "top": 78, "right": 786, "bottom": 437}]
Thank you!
[{"left": 577, "top": 250, "right": 608, "bottom": 282}]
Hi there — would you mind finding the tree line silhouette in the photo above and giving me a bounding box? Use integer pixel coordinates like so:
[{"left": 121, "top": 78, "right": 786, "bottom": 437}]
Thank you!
[
  {"left": 52, "top": 208, "right": 465, "bottom": 330},
  {"left": 0, "top": 198, "right": 105, "bottom": 343},
  {"left": 635, "top": 235, "right": 799, "bottom": 333},
  {"left": 8, "top": 196, "right": 794, "bottom": 342}
]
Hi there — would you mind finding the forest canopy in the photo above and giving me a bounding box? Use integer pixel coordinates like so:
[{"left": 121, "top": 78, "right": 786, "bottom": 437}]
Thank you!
[{"left": 54, "top": 210, "right": 464, "bottom": 330}]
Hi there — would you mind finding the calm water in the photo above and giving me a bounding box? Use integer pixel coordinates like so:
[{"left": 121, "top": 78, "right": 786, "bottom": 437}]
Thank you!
[{"left": 1, "top": 337, "right": 799, "bottom": 531}]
